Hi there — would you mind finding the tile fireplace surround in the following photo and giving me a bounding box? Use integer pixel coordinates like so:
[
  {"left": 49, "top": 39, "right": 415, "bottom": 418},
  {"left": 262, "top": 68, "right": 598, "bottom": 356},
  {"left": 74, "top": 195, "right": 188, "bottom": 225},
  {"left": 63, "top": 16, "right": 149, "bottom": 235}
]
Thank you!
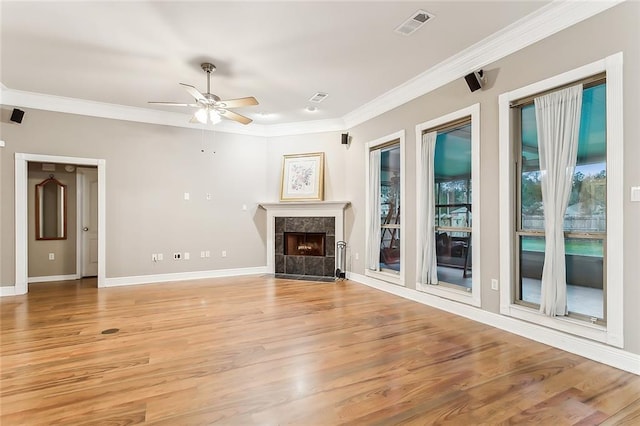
[
  {"left": 276, "top": 217, "right": 334, "bottom": 277},
  {"left": 259, "top": 201, "right": 350, "bottom": 280}
]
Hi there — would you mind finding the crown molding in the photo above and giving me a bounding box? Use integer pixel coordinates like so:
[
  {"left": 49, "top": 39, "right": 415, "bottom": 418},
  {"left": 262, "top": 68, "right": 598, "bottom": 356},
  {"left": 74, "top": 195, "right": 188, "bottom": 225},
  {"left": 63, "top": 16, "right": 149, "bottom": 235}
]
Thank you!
[
  {"left": 0, "top": 87, "right": 271, "bottom": 136},
  {"left": 342, "top": 0, "right": 624, "bottom": 129},
  {"left": 0, "top": 0, "right": 623, "bottom": 137}
]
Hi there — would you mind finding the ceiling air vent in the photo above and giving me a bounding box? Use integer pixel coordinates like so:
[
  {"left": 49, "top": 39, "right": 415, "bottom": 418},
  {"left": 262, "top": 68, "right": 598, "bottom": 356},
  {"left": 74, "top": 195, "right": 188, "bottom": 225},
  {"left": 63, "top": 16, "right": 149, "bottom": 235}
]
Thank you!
[
  {"left": 394, "top": 9, "right": 434, "bottom": 36},
  {"left": 309, "top": 92, "right": 329, "bottom": 103}
]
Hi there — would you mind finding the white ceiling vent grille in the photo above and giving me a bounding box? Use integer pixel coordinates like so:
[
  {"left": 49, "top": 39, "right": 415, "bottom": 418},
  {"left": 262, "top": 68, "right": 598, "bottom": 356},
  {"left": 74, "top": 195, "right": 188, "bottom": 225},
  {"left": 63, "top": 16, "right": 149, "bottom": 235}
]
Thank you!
[
  {"left": 309, "top": 92, "right": 329, "bottom": 103},
  {"left": 394, "top": 10, "right": 434, "bottom": 36}
]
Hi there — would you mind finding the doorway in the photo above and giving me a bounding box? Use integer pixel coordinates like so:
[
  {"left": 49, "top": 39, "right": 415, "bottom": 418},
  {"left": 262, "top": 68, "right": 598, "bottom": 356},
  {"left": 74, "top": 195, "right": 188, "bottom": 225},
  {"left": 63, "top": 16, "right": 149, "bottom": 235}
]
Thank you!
[
  {"left": 77, "top": 167, "right": 98, "bottom": 278},
  {"left": 15, "top": 153, "right": 106, "bottom": 294}
]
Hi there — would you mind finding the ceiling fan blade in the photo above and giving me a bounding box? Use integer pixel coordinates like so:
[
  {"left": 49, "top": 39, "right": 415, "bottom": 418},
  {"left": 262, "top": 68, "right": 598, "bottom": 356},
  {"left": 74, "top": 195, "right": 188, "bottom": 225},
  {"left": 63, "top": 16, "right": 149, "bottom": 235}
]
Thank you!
[
  {"left": 217, "top": 97, "right": 259, "bottom": 109},
  {"left": 179, "top": 83, "right": 207, "bottom": 103},
  {"left": 218, "top": 109, "right": 253, "bottom": 125},
  {"left": 148, "top": 101, "right": 199, "bottom": 107}
]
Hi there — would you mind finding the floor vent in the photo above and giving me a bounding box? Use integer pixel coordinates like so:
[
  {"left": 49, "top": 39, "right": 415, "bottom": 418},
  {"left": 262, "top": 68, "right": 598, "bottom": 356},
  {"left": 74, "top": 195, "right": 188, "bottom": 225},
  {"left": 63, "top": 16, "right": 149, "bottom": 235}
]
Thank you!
[{"left": 395, "top": 9, "right": 434, "bottom": 36}]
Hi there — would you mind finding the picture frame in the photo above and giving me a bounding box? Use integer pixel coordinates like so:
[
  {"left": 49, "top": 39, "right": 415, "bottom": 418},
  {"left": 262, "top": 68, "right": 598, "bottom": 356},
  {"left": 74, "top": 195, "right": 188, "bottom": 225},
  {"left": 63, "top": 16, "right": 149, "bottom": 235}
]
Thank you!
[{"left": 280, "top": 152, "right": 325, "bottom": 201}]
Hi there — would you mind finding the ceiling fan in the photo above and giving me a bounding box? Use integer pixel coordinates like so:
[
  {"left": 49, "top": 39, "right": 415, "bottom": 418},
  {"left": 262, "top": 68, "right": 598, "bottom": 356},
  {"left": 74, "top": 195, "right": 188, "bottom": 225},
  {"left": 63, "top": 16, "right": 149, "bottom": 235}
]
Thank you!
[{"left": 149, "top": 62, "right": 258, "bottom": 125}]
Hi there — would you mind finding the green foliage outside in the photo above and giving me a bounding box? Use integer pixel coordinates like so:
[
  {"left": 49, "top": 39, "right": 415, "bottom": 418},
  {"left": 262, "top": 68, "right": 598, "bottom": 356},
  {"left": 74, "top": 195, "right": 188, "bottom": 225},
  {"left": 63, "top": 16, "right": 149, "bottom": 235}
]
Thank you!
[{"left": 521, "top": 168, "right": 606, "bottom": 217}]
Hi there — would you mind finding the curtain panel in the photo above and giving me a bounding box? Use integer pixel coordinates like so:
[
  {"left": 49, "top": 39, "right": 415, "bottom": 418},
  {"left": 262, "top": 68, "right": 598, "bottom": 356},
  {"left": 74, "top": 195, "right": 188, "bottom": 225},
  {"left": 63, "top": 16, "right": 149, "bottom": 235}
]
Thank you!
[
  {"left": 367, "top": 149, "right": 381, "bottom": 271},
  {"left": 419, "top": 131, "right": 439, "bottom": 285},
  {"left": 535, "top": 84, "right": 583, "bottom": 316}
]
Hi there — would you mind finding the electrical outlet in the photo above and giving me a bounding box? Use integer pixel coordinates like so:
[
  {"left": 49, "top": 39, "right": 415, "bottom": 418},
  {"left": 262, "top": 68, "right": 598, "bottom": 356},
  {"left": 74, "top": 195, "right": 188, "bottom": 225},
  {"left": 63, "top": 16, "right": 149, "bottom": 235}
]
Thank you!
[
  {"left": 200, "top": 251, "right": 205, "bottom": 258},
  {"left": 184, "top": 252, "right": 190, "bottom": 260},
  {"left": 205, "top": 250, "right": 210, "bottom": 258},
  {"left": 48, "top": 253, "right": 55, "bottom": 261},
  {"left": 157, "top": 253, "right": 164, "bottom": 261},
  {"left": 152, "top": 253, "right": 158, "bottom": 262},
  {"left": 173, "top": 252, "right": 181, "bottom": 260},
  {"left": 491, "top": 279, "right": 499, "bottom": 291},
  {"left": 222, "top": 250, "right": 227, "bottom": 258},
  {"left": 242, "top": 204, "right": 247, "bottom": 211},
  {"left": 206, "top": 193, "right": 212, "bottom": 200},
  {"left": 184, "top": 192, "right": 190, "bottom": 200}
]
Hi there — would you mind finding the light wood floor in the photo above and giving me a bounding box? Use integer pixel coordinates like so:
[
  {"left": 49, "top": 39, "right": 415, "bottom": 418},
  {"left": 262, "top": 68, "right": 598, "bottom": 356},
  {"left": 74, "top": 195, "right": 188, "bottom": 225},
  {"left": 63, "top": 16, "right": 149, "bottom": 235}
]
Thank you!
[{"left": 1, "top": 276, "right": 639, "bottom": 425}]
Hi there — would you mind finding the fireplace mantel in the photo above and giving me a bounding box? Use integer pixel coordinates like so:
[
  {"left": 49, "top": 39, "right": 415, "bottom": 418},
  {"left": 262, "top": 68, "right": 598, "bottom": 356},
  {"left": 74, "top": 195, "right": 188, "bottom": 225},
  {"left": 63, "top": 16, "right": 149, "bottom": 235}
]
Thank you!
[
  {"left": 259, "top": 201, "right": 350, "bottom": 212},
  {"left": 260, "top": 201, "right": 350, "bottom": 276}
]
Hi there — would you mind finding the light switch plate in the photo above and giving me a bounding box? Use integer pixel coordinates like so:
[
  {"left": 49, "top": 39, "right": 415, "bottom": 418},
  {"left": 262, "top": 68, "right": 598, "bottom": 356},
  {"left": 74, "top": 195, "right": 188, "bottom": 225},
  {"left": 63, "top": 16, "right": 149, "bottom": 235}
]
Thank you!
[{"left": 631, "top": 186, "right": 640, "bottom": 202}]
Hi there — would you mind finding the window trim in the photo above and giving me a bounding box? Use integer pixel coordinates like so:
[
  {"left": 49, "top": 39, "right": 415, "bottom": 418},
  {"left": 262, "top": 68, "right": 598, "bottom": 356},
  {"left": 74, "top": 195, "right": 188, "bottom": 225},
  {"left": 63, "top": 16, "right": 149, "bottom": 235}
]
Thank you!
[
  {"left": 415, "top": 103, "right": 481, "bottom": 307},
  {"left": 365, "top": 130, "right": 406, "bottom": 286},
  {"left": 498, "top": 53, "right": 623, "bottom": 347}
]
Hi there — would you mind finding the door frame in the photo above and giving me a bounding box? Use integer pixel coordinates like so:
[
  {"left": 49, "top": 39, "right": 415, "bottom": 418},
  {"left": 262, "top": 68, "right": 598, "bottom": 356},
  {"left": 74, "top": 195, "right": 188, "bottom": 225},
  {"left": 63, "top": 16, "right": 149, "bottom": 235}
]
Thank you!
[
  {"left": 76, "top": 167, "right": 99, "bottom": 278},
  {"left": 15, "top": 153, "right": 106, "bottom": 294}
]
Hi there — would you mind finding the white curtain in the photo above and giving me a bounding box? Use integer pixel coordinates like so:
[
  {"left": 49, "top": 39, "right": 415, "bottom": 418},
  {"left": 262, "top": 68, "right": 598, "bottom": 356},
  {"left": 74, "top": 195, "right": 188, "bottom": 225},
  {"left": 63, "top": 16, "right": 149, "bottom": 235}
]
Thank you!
[
  {"left": 535, "top": 84, "right": 582, "bottom": 316},
  {"left": 420, "top": 131, "right": 438, "bottom": 285},
  {"left": 367, "top": 149, "right": 381, "bottom": 271}
]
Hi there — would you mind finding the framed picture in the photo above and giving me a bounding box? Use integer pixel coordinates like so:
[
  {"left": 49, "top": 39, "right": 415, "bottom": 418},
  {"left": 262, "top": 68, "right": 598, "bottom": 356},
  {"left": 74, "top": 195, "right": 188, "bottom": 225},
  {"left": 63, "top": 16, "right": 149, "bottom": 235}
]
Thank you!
[{"left": 280, "top": 152, "right": 325, "bottom": 201}]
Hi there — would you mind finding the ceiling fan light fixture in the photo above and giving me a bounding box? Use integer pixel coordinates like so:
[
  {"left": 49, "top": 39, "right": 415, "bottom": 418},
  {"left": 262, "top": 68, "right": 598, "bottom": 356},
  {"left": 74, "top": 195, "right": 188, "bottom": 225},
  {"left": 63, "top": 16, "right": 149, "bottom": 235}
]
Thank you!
[
  {"left": 209, "top": 110, "right": 221, "bottom": 124},
  {"left": 195, "top": 108, "right": 208, "bottom": 124}
]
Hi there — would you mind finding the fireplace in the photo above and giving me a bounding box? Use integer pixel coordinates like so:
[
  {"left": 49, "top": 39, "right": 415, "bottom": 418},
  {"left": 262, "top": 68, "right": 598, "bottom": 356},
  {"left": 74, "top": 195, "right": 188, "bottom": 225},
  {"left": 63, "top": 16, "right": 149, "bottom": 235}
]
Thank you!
[
  {"left": 259, "top": 201, "right": 350, "bottom": 280},
  {"left": 274, "top": 217, "right": 335, "bottom": 278},
  {"left": 285, "top": 232, "right": 326, "bottom": 257}
]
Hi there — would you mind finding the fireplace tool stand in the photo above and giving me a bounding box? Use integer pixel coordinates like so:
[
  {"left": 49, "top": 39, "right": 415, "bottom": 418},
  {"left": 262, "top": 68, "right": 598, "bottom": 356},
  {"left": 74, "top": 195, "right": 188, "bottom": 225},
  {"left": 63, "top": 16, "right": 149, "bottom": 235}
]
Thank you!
[{"left": 335, "top": 241, "right": 347, "bottom": 280}]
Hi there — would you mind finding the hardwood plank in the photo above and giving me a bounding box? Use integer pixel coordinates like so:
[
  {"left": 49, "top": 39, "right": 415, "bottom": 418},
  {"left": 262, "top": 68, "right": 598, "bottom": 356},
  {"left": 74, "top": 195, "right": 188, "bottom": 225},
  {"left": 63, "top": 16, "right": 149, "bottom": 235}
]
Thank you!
[
  {"left": 1, "top": 276, "right": 638, "bottom": 424},
  {"left": 599, "top": 398, "right": 640, "bottom": 425}
]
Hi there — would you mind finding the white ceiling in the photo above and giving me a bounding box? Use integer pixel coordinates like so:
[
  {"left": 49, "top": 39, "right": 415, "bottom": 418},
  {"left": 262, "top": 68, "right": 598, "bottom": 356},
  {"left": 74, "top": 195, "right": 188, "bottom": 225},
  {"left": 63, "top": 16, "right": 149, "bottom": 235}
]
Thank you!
[{"left": 1, "top": 1, "right": 555, "bottom": 128}]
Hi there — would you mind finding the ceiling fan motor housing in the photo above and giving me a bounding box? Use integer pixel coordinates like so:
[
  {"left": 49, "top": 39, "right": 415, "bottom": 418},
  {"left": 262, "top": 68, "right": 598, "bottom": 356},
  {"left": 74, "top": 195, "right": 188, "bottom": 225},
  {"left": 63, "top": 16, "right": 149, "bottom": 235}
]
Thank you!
[{"left": 205, "top": 93, "right": 220, "bottom": 103}]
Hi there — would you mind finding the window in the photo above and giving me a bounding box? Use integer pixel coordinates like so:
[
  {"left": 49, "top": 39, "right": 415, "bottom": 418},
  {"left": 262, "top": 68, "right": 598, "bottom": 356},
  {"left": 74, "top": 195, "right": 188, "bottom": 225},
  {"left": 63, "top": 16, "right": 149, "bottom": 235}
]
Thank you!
[
  {"left": 516, "top": 80, "right": 606, "bottom": 323},
  {"left": 499, "top": 53, "right": 623, "bottom": 347},
  {"left": 379, "top": 144, "right": 401, "bottom": 272},
  {"left": 416, "top": 104, "right": 480, "bottom": 306},
  {"left": 366, "top": 131, "right": 405, "bottom": 285},
  {"left": 434, "top": 122, "right": 472, "bottom": 289}
]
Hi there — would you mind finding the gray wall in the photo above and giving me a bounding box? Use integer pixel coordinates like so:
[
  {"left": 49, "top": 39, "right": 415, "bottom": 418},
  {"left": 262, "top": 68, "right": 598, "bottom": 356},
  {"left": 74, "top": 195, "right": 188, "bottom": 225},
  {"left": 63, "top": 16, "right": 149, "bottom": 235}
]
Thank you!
[
  {"left": 265, "top": 132, "right": 349, "bottom": 202},
  {"left": 28, "top": 163, "right": 77, "bottom": 277},
  {"left": 0, "top": 3, "right": 637, "bottom": 354},
  {"left": 1, "top": 111, "right": 269, "bottom": 281},
  {"left": 344, "top": 2, "right": 640, "bottom": 353}
]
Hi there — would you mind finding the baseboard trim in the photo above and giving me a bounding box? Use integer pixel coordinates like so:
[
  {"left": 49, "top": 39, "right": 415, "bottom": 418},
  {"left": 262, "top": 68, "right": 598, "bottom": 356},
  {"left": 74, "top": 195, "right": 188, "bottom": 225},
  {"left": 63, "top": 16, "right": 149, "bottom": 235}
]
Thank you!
[
  {"left": 347, "top": 272, "right": 640, "bottom": 375},
  {"left": 28, "top": 274, "right": 80, "bottom": 283},
  {"left": 103, "top": 266, "right": 269, "bottom": 287},
  {"left": 0, "top": 286, "right": 17, "bottom": 297}
]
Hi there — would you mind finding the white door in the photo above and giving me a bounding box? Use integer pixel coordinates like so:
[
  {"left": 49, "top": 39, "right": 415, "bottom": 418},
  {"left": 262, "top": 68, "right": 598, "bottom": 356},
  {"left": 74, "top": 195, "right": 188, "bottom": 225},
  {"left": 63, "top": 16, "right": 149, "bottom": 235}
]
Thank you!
[{"left": 79, "top": 168, "right": 98, "bottom": 277}]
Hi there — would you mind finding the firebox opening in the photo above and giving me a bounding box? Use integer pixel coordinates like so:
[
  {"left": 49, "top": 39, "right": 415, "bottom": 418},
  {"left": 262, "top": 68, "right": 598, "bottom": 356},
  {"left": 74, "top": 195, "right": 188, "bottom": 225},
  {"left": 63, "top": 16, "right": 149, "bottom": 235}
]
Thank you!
[{"left": 285, "top": 232, "right": 326, "bottom": 257}]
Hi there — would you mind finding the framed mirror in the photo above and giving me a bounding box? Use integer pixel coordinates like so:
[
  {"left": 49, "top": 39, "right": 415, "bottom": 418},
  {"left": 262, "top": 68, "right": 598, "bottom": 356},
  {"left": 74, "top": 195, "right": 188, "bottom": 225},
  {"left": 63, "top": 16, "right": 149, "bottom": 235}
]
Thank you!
[{"left": 36, "top": 176, "right": 67, "bottom": 240}]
